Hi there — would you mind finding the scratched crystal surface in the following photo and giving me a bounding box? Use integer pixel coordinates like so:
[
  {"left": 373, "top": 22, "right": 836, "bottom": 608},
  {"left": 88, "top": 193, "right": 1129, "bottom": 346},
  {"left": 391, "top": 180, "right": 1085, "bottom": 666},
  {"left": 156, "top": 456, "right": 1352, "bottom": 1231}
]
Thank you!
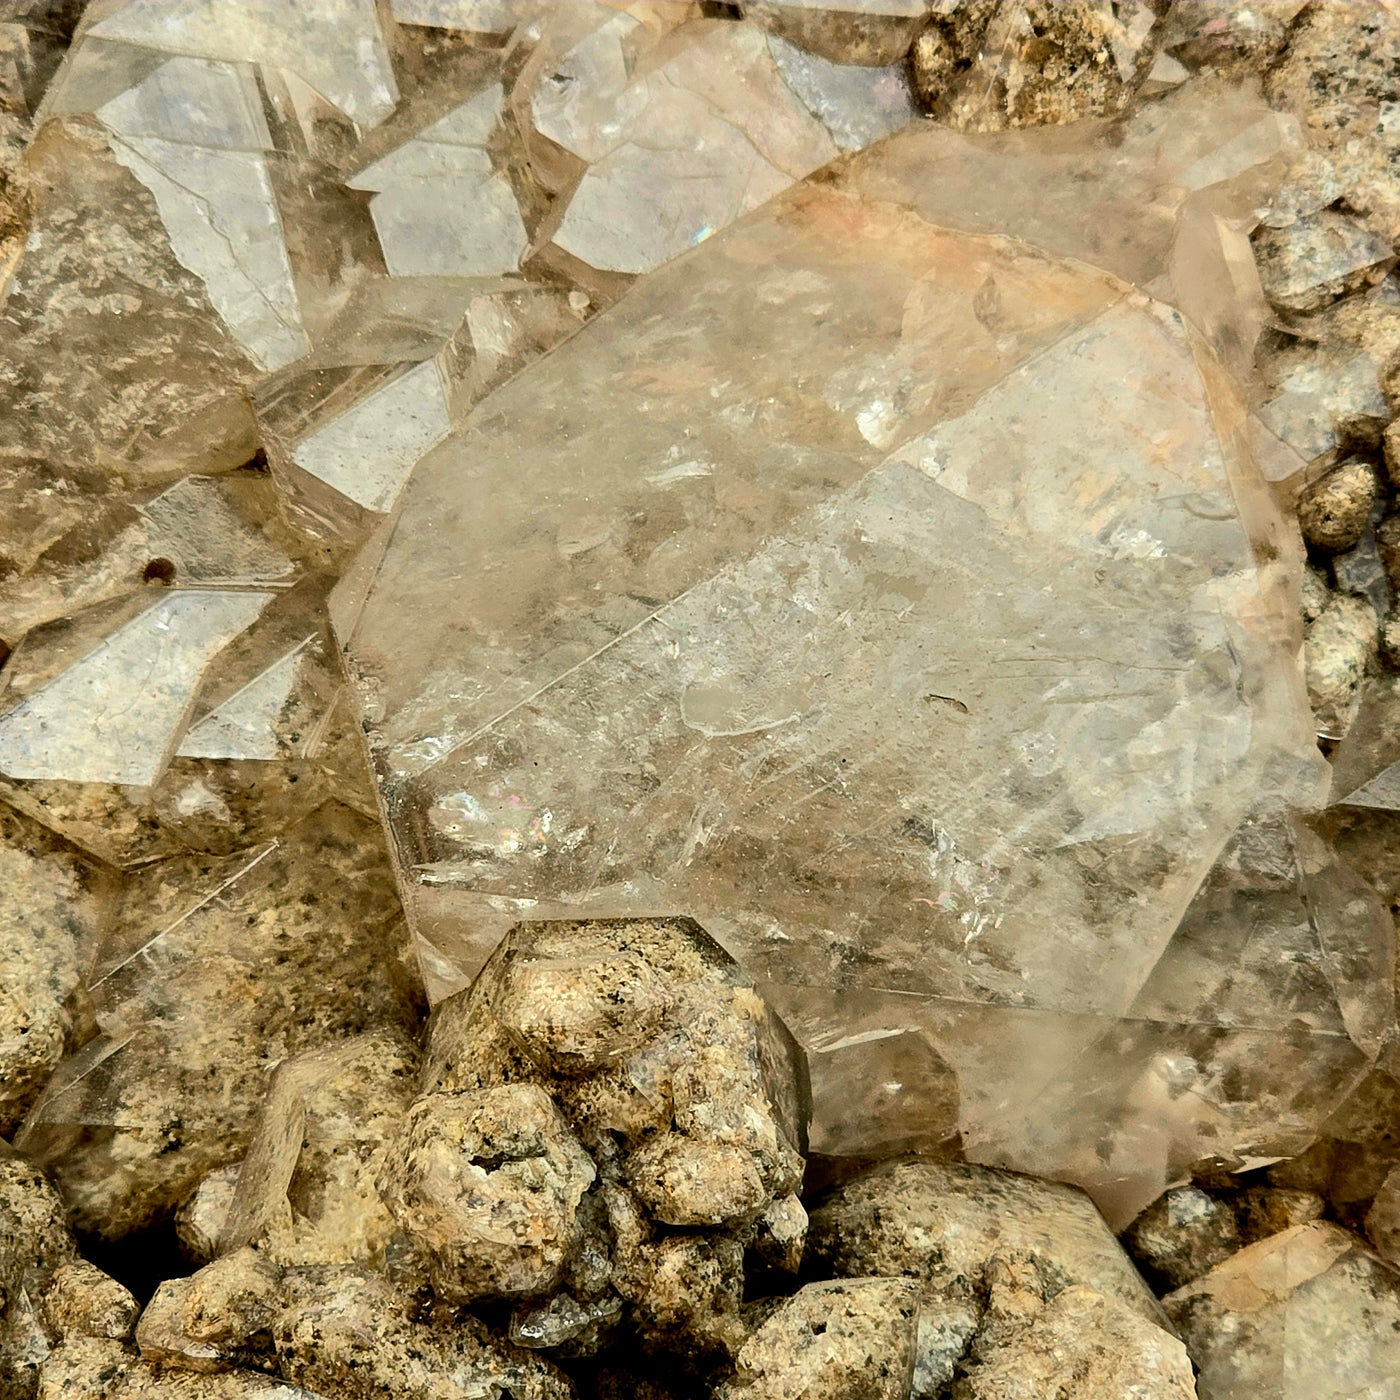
[{"left": 337, "top": 87, "right": 1363, "bottom": 1223}]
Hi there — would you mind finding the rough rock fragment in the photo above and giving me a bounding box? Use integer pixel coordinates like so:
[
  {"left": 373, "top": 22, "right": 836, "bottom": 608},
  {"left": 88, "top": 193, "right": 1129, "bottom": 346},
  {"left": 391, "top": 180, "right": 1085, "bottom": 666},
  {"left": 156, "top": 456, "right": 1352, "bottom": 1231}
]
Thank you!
[
  {"left": 911, "top": 2, "right": 1160, "bottom": 131},
  {"left": 613, "top": 1234, "right": 747, "bottom": 1363},
  {"left": 1265, "top": 1, "right": 1400, "bottom": 241},
  {"left": 0, "top": 1150, "right": 78, "bottom": 1400},
  {"left": 135, "top": 1253, "right": 281, "bottom": 1374},
  {"left": 718, "top": 1277, "right": 921, "bottom": 1400},
  {"left": 425, "top": 917, "right": 808, "bottom": 1209},
  {"left": 958, "top": 1279, "right": 1195, "bottom": 1400},
  {"left": 273, "top": 1264, "right": 573, "bottom": 1400},
  {"left": 807, "top": 1159, "right": 1161, "bottom": 1319},
  {"left": 1231, "top": 1185, "right": 1325, "bottom": 1245},
  {"left": 1304, "top": 591, "right": 1378, "bottom": 738},
  {"left": 1120, "top": 1185, "right": 1242, "bottom": 1292},
  {"left": 176, "top": 1168, "right": 241, "bottom": 1267},
  {"left": 41, "top": 1264, "right": 139, "bottom": 1344},
  {"left": 0, "top": 807, "right": 107, "bottom": 1136},
  {"left": 1253, "top": 213, "right": 1394, "bottom": 315},
  {"left": 378, "top": 1084, "right": 597, "bottom": 1304},
  {"left": 1164, "top": 1221, "right": 1400, "bottom": 1398}
]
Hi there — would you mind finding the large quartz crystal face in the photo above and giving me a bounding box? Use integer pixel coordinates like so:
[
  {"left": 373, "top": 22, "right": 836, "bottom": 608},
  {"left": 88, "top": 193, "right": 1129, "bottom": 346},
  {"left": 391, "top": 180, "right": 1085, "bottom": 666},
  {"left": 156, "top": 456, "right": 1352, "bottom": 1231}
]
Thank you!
[{"left": 343, "top": 95, "right": 1332, "bottom": 1223}]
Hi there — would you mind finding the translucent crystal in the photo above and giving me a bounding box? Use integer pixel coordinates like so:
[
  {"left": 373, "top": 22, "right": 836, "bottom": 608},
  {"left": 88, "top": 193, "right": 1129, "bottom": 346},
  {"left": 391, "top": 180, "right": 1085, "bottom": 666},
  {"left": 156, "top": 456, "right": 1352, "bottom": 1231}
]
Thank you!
[
  {"left": 530, "top": 15, "right": 844, "bottom": 273},
  {"left": 348, "top": 85, "right": 526, "bottom": 280},
  {"left": 344, "top": 108, "right": 1329, "bottom": 1222},
  {"left": 85, "top": 0, "right": 398, "bottom": 129},
  {"left": 96, "top": 57, "right": 306, "bottom": 370},
  {"left": 0, "top": 591, "right": 274, "bottom": 786},
  {"left": 286, "top": 361, "right": 452, "bottom": 516},
  {"left": 17, "top": 804, "right": 416, "bottom": 1238}
]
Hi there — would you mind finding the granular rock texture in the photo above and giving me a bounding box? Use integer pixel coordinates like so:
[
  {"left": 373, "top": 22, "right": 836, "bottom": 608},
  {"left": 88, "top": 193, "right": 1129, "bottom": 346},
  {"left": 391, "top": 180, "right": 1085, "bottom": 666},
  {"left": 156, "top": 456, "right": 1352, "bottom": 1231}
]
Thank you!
[
  {"left": 957, "top": 1275, "right": 1195, "bottom": 1400},
  {"left": 1121, "top": 1185, "right": 1243, "bottom": 1292},
  {"left": 0, "top": 808, "right": 105, "bottom": 1136},
  {"left": 807, "top": 1158, "right": 1163, "bottom": 1321},
  {"left": 273, "top": 1264, "right": 573, "bottom": 1400},
  {"left": 379, "top": 1084, "right": 597, "bottom": 1304},
  {"left": 40, "top": 1264, "right": 137, "bottom": 1346},
  {"left": 718, "top": 1277, "right": 921, "bottom": 1400},
  {"left": 910, "top": 3, "right": 1161, "bottom": 130},
  {"left": 397, "top": 916, "right": 810, "bottom": 1365},
  {"left": 0, "top": 1151, "right": 77, "bottom": 1400},
  {"left": 1297, "top": 459, "right": 1381, "bottom": 552}
]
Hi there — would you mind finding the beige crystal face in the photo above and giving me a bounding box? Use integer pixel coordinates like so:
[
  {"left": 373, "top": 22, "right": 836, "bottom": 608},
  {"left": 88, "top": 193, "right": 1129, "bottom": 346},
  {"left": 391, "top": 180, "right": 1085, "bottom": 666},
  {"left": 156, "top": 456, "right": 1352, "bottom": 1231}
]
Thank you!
[{"left": 338, "top": 102, "right": 1350, "bottom": 1222}]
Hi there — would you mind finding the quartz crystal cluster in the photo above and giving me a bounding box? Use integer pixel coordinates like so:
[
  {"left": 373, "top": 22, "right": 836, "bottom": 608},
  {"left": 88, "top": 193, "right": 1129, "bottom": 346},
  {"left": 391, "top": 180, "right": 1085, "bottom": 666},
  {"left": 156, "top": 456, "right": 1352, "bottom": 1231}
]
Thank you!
[{"left": 6, "top": 1, "right": 1400, "bottom": 1397}]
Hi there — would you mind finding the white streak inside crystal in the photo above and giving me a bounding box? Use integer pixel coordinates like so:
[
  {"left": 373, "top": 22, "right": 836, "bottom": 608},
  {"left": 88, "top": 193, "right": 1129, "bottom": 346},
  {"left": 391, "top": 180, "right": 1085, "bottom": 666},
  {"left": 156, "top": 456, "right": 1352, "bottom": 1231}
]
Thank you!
[
  {"left": 0, "top": 590, "right": 274, "bottom": 787},
  {"left": 105, "top": 134, "right": 308, "bottom": 371},
  {"left": 292, "top": 360, "right": 452, "bottom": 514},
  {"left": 177, "top": 640, "right": 311, "bottom": 760},
  {"left": 349, "top": 85, "right": 527, "bottom": 278}
]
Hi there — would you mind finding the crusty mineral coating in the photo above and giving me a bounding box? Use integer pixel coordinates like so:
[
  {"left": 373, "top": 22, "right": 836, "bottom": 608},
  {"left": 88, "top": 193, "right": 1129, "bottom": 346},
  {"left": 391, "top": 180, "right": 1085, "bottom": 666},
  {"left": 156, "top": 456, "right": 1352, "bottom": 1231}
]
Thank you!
[
  {"left": 625, "top": 1134, "right": 770, "bottom": 1228},
  {"left": 1120, "top": 1185, "right": 1243, "bottom": 1293},
  {"left": 1265, "top": 2, "right": 1400, "bottom": 241},
  {"left": 0, "top": 823, "right": 93, "bottom": 1138},
  {"left": 806, "top": 1158, "right": 1163, "bottom": 1322},
  {"left": 1252, "top": 214, "right": 1394, "bottom": 314},
  {"left": 1231, "top": 1185, "right": 1326, "bottom": 1245},
  {"left": 719, "top": 1277, "right": 921, "bottom": 1400},
  {"left": 490, "top": 950, "right": 674, "bottom": 1074},
  {"left": 957, "top": 1282, "right": 1196, "bottom": 1400},
  {"left": 1297, "top": 458, "right": 1381, "bottom": 552},
  {"left": 612, "top": 1234, "right": 747, "bottom": 1363},
  {"left": 378, "top": 1083, "right": 597, "bottom": 1304},
  {"left": 133, "top": 1253, "right": 286, "bottom": 1378},
  {"left": 273, "top": 1264, "right": 574, "bottom": 1400},
  {"left": 0, "top": 1155, "right": 78, "bottom": 1300},
  {"left": 1, "top": 1151, "right": 80, "bottom": 1400},
  {"left": 1304, "top": 590, "right": 1377, "bottom": 732},
  {"left": 35, "top": 1336, "right": 132, "bottom": 1400},
  {"left": 425, "top": 918, "right": 809, "bottom": 1163},
  {"left": 912, "top": 2, "right": 1159, "bottom": 131},
  {"left": 41, "top": 1264, "right": 138, "bottom": 1343}
]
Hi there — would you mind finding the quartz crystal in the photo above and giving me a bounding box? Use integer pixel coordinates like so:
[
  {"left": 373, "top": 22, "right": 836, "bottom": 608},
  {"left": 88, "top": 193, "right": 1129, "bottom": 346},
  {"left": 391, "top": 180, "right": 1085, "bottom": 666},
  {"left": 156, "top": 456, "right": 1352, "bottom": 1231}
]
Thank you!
[{"left": 345, "top": 94, "right": 1334, "bottom": 1225}]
